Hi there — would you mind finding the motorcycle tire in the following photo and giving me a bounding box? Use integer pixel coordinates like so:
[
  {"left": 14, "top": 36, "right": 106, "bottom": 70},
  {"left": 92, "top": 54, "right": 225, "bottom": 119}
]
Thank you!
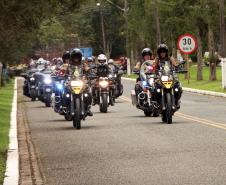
[
  {"left": 100, "top": 94, "right": 108, "bottom": 113},
  {"left": 161, "top": 111, "right": 167, "bottom": 123},
  {"left": 30, "top": 90, "right": 36, "bottom": 101},
  {"left": 73, "top": 97, "right": 81, "bottom": 129},
  {"left": 144, "top": 110, "right": 152, "bottom": 116},
  {"left": 166, "top": 93, "right": 172, "bottom": 124},
  {"left": 45, "top": 96, "right": 51, "bottom": 107}
]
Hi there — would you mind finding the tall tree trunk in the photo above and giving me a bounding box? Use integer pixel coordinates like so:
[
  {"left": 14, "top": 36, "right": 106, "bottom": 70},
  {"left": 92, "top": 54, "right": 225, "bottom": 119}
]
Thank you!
[
  {"left": 219, "top": 0, "right": 226, "bottom": 57},
  {"left": 154, "top": 0, "right": 161, "bottom": 46},
  {"left": 197, "top": 29, "right": 203, "bottom": 80},
  {"left": 208, "top": 24, "right": 217, "bottom": 81}
]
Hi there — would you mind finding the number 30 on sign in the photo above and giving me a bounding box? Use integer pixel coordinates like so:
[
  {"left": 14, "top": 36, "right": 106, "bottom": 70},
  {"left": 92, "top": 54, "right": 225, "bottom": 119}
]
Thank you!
[{"left": 177, "top": 34, "right": 197, "bottom": 54}]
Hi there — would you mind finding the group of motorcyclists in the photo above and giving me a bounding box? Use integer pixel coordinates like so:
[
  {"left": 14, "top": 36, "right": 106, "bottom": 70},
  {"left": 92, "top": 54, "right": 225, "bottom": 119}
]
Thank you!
[
  {"left": 22, "top": 43, "right": 186, "bottom": 128},
  {"left": 22, "top": 48, "right": 125, "bottom": 129}
]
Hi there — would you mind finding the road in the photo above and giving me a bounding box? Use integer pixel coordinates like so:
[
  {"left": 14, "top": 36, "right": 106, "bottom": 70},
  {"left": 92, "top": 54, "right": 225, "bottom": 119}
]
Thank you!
[{"left": 20, "top": 79, "right": 226, "bottom": 185}]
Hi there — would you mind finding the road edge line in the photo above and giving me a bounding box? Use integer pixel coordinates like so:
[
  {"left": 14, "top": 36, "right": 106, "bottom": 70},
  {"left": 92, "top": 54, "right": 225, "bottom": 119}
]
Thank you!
[
  {"left": 122, "top": 77, "right": 226, "bottom": 98},
  {"left": 3, "top": 78, "right": 19, "bottom": 185}
]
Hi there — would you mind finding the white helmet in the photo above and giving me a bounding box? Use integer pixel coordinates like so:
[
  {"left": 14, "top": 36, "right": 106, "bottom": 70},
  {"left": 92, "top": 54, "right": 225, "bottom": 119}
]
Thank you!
[
  {"left": 97, "top": 54, "right": 107, "bottom": 64},
  {"left": 108, "top": 59, "right": 114, "bottom": 64},
  {"left": 37, "top": 58, "right": 45, "bottom": 65}
]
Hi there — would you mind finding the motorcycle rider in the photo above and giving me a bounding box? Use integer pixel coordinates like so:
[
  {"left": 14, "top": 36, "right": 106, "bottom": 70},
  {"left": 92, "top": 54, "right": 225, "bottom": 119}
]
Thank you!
[
  {"left": 68, "top": 48, "right": 93, "bottom": 116},
  {"left": 155, "top": 44, "right": 182, "bottom": 109},
  {"left": 155, "top": 44, "right": 177, "bottom": 69},
  {"left": 134, "top": 48, "right": 154, "bottom": 100}
]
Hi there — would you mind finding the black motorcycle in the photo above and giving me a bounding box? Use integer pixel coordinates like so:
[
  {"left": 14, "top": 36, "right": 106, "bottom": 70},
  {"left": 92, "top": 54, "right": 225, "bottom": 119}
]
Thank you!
[{"left": 21, "top": 69, "right": 39, "bottom": 100}]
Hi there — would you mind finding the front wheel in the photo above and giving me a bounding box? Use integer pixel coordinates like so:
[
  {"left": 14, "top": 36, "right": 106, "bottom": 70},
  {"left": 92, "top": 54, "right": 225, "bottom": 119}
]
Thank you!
[
  {"left": 30, "top": 89, "right": 36, "bottom": 101},
  {"left": 100, "top": 94, "right": 108, "bottom": 113},
  {"left": 45, "top": 94, "right": 51, "bottom": 107},
  {"left": 73, "top": 97, "right": 81, "bottom": 129},
  {"left": 166, "top": 93, "right": 172, "bottom": 124}
]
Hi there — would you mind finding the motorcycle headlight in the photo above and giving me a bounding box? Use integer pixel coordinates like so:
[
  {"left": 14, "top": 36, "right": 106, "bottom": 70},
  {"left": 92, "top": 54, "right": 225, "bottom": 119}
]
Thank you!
[
  {"left": 108, "top": 74, "right": 113, "bottom": 78},
  {"left": 142, "top": 81, "right": 147, "bottom": 87},
  {"left": 161, "top": 76, "right": 169, "bottom": 82},
  {"left": 56, "top": 83, "right": 63, "bottom": 90},
  {"left": 99, "top": 80, "right": 109, "bottom": 88},
  {"left": 44, "top": 78, "right": 52, "bottom": 84},
  {"left": 70, "top": 80, "right": 83, "bottom": 87},
  {"left": 30, "top": 77, "right": 35, "bottom": 81}
]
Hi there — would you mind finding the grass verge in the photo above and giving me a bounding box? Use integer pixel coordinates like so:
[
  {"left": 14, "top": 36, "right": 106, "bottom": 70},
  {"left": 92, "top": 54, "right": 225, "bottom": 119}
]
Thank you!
[
  {"left": 124, "top": 65, "right": 226, "bottom": 93},
  {"left": 0, "top": 80, "right": 14, "bottom": 184}
]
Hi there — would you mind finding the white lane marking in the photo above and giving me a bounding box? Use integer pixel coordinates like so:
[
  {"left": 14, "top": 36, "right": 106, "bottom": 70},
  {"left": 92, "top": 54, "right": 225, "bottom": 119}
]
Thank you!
[{"left": 3, "top": 78, "right": 19, "bottom": 185}]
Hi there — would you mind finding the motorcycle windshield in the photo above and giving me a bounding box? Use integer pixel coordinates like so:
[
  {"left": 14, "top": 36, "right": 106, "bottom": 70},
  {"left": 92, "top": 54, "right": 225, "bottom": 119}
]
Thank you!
[
  {"left": 140, "top": 60, "right": 156, "bottom": 81},
  {"left": 160, "top": 61, "right": 171, "bottom": 76}
]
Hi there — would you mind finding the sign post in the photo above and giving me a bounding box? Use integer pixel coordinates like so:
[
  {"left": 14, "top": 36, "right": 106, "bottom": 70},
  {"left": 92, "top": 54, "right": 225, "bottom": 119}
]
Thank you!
[{"left": 177, "top": 34, "right": 198, "bottom": 84}]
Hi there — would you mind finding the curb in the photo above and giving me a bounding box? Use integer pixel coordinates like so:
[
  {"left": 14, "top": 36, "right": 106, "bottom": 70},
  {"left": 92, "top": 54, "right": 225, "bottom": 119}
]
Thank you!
[
  {"left": 3, "top": 78, "right": 19, "bottom": 185},
  {"left": 122, "top": 77, "right": 226, "bottom": 98}
]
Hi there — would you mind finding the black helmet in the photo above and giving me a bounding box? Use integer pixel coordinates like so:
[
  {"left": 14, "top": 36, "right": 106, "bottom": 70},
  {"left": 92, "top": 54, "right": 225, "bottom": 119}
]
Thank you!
[
  {"left": 157, "top": 44, "right": 169, "bottom": 55},
  {"left": 142, "top": 48, "right": 152, "bottom": 57},
  {"left": 62, "top": 51, "right": 70, "bottom": 62},
  {"left": 70, "top": 48, "right": 82, "bottom": 61}
]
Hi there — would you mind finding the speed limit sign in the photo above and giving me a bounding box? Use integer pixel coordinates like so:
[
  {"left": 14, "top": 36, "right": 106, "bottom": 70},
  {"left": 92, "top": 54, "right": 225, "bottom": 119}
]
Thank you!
[{"left": 177, "top": 34, "right": 197, "bottom": 54}]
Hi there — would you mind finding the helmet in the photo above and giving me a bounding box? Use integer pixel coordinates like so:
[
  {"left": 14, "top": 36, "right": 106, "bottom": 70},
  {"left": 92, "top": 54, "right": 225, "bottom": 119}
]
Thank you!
[
  {"left": 62, "top": 51, "right": 70, "bottom": 62},
  {"left": 97, "top": 54, "right": 107, "bottom": 64},
  {"left": 70, "top": 48, "right": 82, "bottom": 62},
  {"left": 108, "top": 59, "right": 114, "bottom": 64},
  {"left": 142, "top": 48, "right": 152, "bottom": 57},
  {"left": 37, "top": 58, "right": 45, "bottom": 65},
  {"left": 157, "top": 44, "right": 169, "bottom": 55}
]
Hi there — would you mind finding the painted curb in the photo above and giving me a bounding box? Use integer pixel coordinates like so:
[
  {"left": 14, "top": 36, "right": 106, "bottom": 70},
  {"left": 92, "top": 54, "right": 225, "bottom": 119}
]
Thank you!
[
  {"left": 3, "top": 78, "right": 19, "bottom": 185},
  {"left": 122, "top": 77, "right": 226, "bottom": 98}
]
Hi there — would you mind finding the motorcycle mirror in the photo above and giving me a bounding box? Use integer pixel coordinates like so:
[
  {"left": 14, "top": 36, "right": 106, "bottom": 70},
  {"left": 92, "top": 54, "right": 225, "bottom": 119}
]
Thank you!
[{"left": 20, "top": 73, "right": 28, "bottom": 78}]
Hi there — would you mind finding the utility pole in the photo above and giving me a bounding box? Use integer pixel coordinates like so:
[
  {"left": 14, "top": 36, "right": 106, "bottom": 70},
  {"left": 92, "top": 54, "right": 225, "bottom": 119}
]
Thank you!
[
  {"left": 104, "top": 0, "right": 131, "bottom": 75},
  {"left": 124, "top": 0, "right": 129, "bottom": 58},
  {"left": 97, "top": 3, "right": 106, "bottom": 53},
  {"left": 219, "top": 0, "right": 226, "bottom": 57},
  {"left": 154, "top": 0, "right": 161, "bottom": 46}
]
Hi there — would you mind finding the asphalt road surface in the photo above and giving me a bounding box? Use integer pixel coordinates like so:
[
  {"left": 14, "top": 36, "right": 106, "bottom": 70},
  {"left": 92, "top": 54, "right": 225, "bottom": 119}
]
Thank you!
[{"left": 22, "top": 79, "right": 226, "bottom": 185}]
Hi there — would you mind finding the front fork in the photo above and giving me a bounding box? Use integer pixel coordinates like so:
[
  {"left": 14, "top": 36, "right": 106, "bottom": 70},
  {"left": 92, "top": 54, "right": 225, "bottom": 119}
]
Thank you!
[
  {"left": 161, "top": 89, "right": 176, "bottom": 110},
  {"left": 70, "top": 94, "right": 85, "bottom": 116}
]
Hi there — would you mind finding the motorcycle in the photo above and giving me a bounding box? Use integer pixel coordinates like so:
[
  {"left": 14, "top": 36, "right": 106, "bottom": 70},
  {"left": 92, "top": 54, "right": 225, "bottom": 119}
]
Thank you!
[
  {"left": 29, "top": 75, "right": 38, "bottom": 101},
  {"left": 52, "top": 70, "right": 67, "bottom": 114},
  {"left": 21, "top": 68, "right": 39, "bottom": 98},
  {"left": 68, "top": 67, "right": 91, "bottom": 129},
  {"left": 113, "top": 68, "right": 124, "bottom": 98},
  {"left": 131, "top": 60, "right": 160, "bottom": 117},
  {"left": 92, "top": 64, "right": 115, "bottom": 113},
  {"left": 154, "top": 60, "right": 186, "bottom": 123}
]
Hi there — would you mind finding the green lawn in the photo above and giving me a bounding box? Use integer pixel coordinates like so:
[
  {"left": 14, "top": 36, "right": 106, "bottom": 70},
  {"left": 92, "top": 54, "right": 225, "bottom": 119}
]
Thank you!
[
  {"left": 125, "top": 65, "right": 226, "bottom": 93},
  {"left": 178, "top": 65, "right": 226, "bottom": 93},
  {"left": 0, "top": 80, "right": 14, "bottom": 184}
]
